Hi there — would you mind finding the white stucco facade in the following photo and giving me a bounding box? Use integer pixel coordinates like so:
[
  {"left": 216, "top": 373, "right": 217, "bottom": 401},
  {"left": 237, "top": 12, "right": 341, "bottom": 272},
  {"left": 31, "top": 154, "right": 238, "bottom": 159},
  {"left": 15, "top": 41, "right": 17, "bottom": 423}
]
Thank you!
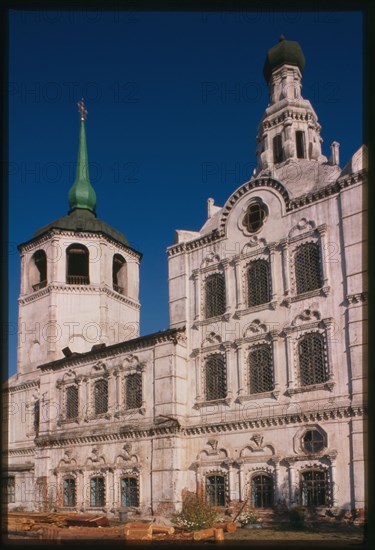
[{"left": 3, "top": 38, "right": 367, "bottom": 523}]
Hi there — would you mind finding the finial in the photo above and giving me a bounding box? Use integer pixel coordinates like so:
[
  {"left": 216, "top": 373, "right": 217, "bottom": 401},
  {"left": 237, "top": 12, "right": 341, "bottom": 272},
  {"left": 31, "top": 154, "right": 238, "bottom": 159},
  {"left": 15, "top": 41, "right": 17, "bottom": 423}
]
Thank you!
[
  {"left": 77, "top": 97, "right": 88, "bottom": 121},
  {"left": 279, "top": 35, "right": 286, "bottom": 41}
]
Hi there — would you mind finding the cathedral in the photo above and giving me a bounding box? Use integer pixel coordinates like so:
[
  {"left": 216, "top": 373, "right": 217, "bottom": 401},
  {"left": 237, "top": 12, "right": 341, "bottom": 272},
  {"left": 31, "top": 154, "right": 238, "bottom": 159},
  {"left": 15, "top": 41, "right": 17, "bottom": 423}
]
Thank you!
[{"left": 3, "top": 37, "right": 367, "bottom": 523}]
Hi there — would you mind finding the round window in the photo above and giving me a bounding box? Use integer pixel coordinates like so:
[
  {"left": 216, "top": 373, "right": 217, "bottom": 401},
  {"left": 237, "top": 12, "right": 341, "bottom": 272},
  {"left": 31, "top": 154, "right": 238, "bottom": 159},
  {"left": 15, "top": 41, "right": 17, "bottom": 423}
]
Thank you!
[
  {"left": 302, "top": 430, "right": 325, "bottom": 453},
  {"left": 243, "top": 201, "right": 267, "bottom": 233}
]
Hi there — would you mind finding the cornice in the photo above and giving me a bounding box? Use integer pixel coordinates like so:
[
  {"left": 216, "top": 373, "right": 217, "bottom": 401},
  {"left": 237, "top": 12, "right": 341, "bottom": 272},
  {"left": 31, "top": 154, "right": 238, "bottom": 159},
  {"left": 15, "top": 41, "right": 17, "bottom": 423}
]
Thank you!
[
  {"left": 38, "top": 327, "right": 186, "bottom": 372},
  {"left": 32, "top": 405, "right": 367, "bottom": 448},
  {"left": 4, "top": 379, "right": 40, "bottom": 394},
  {"left": 167, "top": 169, "right": 366, "bottom": 256},
  {"left": 6, "top": 447, "right": 36, "bottom": 456},
  {"left": 19, "top": 284, "right": 140, "bottom": 309}
]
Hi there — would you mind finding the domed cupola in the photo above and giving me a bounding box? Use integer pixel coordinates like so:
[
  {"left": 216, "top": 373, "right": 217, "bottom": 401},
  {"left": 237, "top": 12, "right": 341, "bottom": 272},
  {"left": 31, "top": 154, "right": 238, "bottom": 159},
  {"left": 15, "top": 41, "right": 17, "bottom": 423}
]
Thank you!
[{"left": 263, "top": 35, "right": 305, "bottom": 83}]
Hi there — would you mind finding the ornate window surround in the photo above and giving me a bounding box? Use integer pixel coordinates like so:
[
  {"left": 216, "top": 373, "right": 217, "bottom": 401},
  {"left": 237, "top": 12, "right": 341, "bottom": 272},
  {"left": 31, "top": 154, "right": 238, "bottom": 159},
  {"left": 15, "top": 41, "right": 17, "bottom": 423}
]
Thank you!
[
  {"left": 56, "top": 370, "right": 82, "bottom": 426},
  {"left": 236, "top": 328, "right": 280, "bottom": 403},
  {"left": 192, "top": 261, "right": 231, "bottom": 326},
  {"left": 193, "top": 346, "right": 232, "bottom": 409},
  {"left": 281, "top": 224, "right": 331, "bottom": 306},
  {"left": 284, "top": 316, "right": 335, "bottom": 396},
  {"left": 119, "top": 470, "right": 141, "bottom": 509},
  {"left": 120, "top": 363, "right": 146, "bottom": 417}
]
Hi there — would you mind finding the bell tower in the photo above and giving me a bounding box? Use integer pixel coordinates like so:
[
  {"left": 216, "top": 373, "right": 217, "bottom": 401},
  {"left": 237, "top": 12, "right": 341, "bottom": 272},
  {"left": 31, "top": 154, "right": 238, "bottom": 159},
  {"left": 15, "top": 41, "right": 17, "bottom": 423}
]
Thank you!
[
  {"left": 17, "top": 100, "right": 142, "bottom": 374},
  {"left": 256, "top": 35, "right": 329, "bottom": 174}
]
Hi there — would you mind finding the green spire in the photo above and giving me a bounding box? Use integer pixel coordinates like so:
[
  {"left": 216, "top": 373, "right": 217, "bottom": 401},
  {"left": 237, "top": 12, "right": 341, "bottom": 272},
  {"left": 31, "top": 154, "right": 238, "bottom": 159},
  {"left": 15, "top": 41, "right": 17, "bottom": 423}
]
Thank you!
[{"left": 68, "top": 99, "right": 97, "bottom": 214}]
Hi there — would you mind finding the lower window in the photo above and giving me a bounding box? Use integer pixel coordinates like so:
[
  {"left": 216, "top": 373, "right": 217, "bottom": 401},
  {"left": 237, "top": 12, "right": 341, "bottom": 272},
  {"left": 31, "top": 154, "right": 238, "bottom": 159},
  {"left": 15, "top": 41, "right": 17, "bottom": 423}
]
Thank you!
[
  {"left": 63, "top": 478, "right": 76, "bottom": 507},
  {"left": 206, "top": 475, "right": 225, "bottom": 506},
  {"left": 301, "top": 470, "right": 327, "bottom": 506},
  {"left": 121, "top": 477, "right": 139, "bottom": 507},
  {"left": 90, "top": 477, "right": 105, "bottom": 507},
  {"left": 251, "top": 474, "right": 274, "bottom": 508},
  {"left": 2, "top": 476, "right": 15, "bottom": 503}
]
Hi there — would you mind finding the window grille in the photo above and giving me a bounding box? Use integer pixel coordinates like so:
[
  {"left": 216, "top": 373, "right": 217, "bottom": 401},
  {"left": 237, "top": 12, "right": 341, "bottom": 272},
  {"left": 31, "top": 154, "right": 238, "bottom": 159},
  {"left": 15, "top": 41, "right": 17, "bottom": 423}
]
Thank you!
[
  {"left": 301, "top": 470, "right": 327, "bottom": 506},
  {"left": 295, "top": 243, "right": 322, "bottom": 294},
  {"left": 2, "top": 477, "right": 15, "bottom": 503},
  {"left": 205, "top": 273, "right": 226, "bottom": 319},
  {"left": 121, "top": 477, "right": 139, "bottom": 507},
  {"left": 205, "top": 355, "right": 227, "bottom": 401},
  {"left": 94, "top": 379, "right": 108, "bottom": 415},
  {"left": 243, "top": 202, "right": 267, "bottom": 233},
  {"left": 299, "top": 333, "right": 327, "bottom": 386},
  {"left": 125, "top": 373, "right": 142, "bottom": 409},
  {"left": 247, "top": 260, "right": 271, "bottom": 306},
  {"left": 303, "top": 430, "right": 325, "bottom": 453},
  {"left": 251, "top": 474, "right": 274, "bottom": 508},
  {"left": 63, "top": 478, "right": 76, "bottom": 507},
  {"left": 296, "top": 130, "right": 306, "bottom": 159},
  {"left": 66, "top": 385, "right": 79, "bottom": 420},
  {"left": 249, "top": 345, "right": 273, "bottom": 394},
  {"left": 273, "top": 134, "right": 283, "bottom": 163},
  {"left": 34, "top": 400, "right": 40, "bottom": 434},
  {"left": 90, "top": 477, "right": 105, "bottom": 507},
  {"left": 66, "top": 244, "right": 89, "bottom": 285},
  {"left": 206, "top": 475, "right": 225, "bottom": 506}
]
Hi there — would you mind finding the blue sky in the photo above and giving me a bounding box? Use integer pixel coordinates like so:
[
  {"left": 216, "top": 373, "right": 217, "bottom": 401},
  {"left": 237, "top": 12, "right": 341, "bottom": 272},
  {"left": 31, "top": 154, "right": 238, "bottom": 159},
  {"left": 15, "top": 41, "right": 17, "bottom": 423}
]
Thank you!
[{"left": 8, "top": 9, "right": 363, "bottom": 378}]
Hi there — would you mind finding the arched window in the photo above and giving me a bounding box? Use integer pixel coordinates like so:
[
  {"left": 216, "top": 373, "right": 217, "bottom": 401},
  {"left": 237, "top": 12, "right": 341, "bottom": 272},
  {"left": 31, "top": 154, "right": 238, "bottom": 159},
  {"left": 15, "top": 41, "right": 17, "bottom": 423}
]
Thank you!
[
  {"left": 94, "top": 379, "right": 108, "bottom": 415},
  {"left": 121, "top": 477, "right": 139, "bottom": 507},
  {"left": 243, "top": 202, "right": 267, "bottom": 233},
  {"left": 296, "top": 131, "right": 306, "bottom": 159},
  {"left": 113, "top": 254, "right": 126, "bottom": 294},
  {"left": 302, "top": 430, "right": 325, "bottom": 454},
  {"left": 66, "top": 244, "right": 89, "bottom": 285},
  {"left": 299, "top": 333, "right": 327, "bottom": 386},
  {"left": 249, "top": 345, "right": 273, "bottom": 394},
  {"left": 63, "top": 478, "right": 76, "bottom": 507},
  {"left": 30, "top": 250, "right": 47, "bottom": 291},
  {"left": 301, "top": 470, "right": 327, "bottom": 506},
  {"left": 125, "top": 373, "right": 142, "bottom": 410},
  {"left": 247, "top": 260, "right": 271, "bottom": 306},
  {"left": 273, "top": 134, "right": 283, "bottom": 164},
  {"left": 206, "top": 475, "right": 225, "bottom": 506},
  {"left": 205, "top": 273, "right": 226, "bottom": 319},
  {"left": 66, "top": 385, "right": 79, "bottom": 420},
  {"left": 90, "top": 476, "right": 105, "bottom": 507},
  {"left": 295, "top": 243, "right": 322, "bottom": 295},
  {"left": 205, "top": 355, "right": 227, "bottom": 401},
  {"left": 251, "top": 474, "right": 274, "bottom": 508}
]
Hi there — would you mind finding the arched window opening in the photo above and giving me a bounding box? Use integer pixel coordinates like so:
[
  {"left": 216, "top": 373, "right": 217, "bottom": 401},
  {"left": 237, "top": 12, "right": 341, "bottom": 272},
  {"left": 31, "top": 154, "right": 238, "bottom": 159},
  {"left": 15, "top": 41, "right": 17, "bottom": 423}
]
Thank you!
[
  {"left": 251, "top": 474, "right": 274, "bottom": 508},
  {"left": 273, "top": 134, "right": 283, "bottom": 164},
  {"left": 295, "top": 243, "right": 322, "bottom": 295},
  {"left": 299, "top": 333, "right": 327, "bottom": 386},
  {"left": 247, "top": 260, "right": 271, "bottom": 306},
  {"left": 94, "top": 379, "right": 108, "bottom": 415},
  {"left": 66, "top": 244, "right": 89, "bottom": 285},
  {"left": 66, "top": 385, "right": 79, "bottom": 420},
  {"left": 249, "top": 345, "right": 273, "bottom": 394},
  {"left": 206, "top": 475, "right": 225, "bottom": 506},
  {"left": 30, "top": 250, "right": 47, "bottom": 291},
  {"left": 205, "top": 273, "right": 226, "bottom": 319},
  {"left": 301, "top": 470, "right": 327, "bottom": 506},
  {"left": 121, "top": 477, "right": 139, "bottom": 507},
  {"left": 63, "top": 478, "right": 76, "bottom": 507},
  {"left": 303, "top": 430, "right": 325, "bottom": 454},
  {"left": 90, "top": 477, "right": 105, "bottom": 507},
  {"left": 113, "top": 254, "right": 127, "bottom": 294},
  {"left": 125, "top": 373, "right": 142, "bottom": 410},
  {"left": 205, "top": 355, "right": 227, "bottom": 401},
  {"left": 296, "top": 131, "right": 305, "bottom": 159}
]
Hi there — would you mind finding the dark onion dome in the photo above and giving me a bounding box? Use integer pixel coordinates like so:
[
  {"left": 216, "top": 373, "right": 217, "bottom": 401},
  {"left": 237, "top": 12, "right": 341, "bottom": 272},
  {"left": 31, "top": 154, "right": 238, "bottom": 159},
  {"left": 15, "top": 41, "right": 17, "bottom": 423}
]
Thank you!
[{"left": 263, "top": 35, "right": 305, "bottom": 82}]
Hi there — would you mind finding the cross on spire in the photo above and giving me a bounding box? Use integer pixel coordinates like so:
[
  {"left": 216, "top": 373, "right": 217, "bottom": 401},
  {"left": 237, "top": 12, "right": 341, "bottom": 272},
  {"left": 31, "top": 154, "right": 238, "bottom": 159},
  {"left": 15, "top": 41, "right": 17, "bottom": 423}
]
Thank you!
[{"left": 77, "top": 97, "right": 88, "bottom": 121}]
